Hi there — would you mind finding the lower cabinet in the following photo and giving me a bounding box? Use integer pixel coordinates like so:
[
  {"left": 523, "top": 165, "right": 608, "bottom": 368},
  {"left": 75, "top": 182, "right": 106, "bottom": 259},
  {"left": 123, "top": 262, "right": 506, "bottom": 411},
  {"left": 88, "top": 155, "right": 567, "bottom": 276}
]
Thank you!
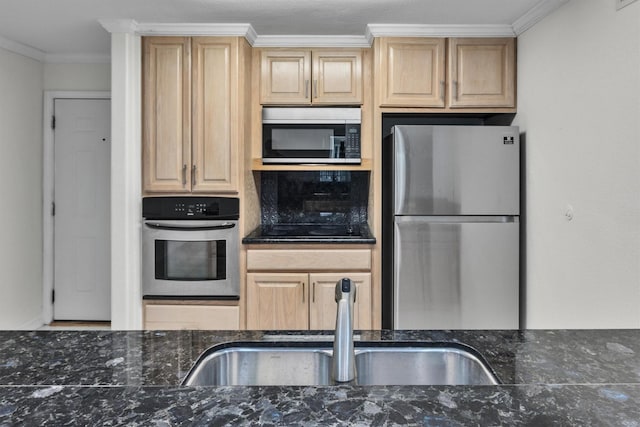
[
  {"left": 245, "top": 248, "right": 373, "bottom": 330},
  {"left": 246, "top": 272, "right": 371, "bottom": 330},
  {"left": 143, "top": 300, "right": 240, "bottom": 330}
]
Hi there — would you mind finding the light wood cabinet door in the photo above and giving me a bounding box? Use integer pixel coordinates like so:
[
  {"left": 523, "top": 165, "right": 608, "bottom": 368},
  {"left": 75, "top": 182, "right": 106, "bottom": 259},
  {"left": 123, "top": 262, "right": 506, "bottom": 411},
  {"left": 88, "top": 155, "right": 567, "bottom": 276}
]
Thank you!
[
  {"left": 309, "top": 273, "right": 372, "bottom": 330},
  {"left": 142, "top": 37, "right": 191, "bottom": 192},
  {"left": 260, "top": 49, "right": 311, "bottom": 105},
  {"left": 379, "top": 37, "right": 446, "bottom": 107},
  {"left": 191, "top": 37, "right": 237, "bottom": 192},
  {"left": 312, "top": 50, "right": 363, "bottom": 105},
  {"left": 246, "top": 273, "right": 309, "bottom": 330},
  {"left": 448, "top": 38, "right": 516, "bottom": 108},
  {"left": 260, "top": 49, "right": 363, "bottom": 105}
]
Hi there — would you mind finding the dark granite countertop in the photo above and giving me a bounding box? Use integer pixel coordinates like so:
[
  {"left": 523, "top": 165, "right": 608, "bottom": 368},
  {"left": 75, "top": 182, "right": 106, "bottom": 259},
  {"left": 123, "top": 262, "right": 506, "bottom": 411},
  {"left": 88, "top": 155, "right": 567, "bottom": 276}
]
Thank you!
[
  {"left": 242, "top": 223, "right": 376, "bottom": 244},
  {"left": 2, "top": 329, "right": 640, "bottom": 425}
]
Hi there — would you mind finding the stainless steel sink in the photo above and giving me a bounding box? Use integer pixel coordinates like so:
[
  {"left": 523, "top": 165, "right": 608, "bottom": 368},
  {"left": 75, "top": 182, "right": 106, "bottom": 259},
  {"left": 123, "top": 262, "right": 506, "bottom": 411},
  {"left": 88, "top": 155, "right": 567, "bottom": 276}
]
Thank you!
[
  {"left": 354, "top": 345, "right": 499, "bottom": 385},
  {"left": 182, "top": 341, "right": 499, "bottom": 386},
  {"left": 183, "top": 344, "right": 333, "bottom": 386}
]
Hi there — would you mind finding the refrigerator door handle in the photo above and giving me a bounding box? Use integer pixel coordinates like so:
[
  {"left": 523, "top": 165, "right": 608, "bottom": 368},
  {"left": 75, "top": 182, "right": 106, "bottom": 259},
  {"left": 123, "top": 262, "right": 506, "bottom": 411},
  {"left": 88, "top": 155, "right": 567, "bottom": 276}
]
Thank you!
[{"left": 394, "top": 216, "right": 519, "bottom": 224}]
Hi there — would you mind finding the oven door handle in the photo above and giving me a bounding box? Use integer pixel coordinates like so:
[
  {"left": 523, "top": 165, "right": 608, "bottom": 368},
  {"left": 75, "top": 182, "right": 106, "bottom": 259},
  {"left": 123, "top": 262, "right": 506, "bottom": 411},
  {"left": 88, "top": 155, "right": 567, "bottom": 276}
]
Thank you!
[{"left": 144, "top": 222, "right": 237, "bottom": 231}]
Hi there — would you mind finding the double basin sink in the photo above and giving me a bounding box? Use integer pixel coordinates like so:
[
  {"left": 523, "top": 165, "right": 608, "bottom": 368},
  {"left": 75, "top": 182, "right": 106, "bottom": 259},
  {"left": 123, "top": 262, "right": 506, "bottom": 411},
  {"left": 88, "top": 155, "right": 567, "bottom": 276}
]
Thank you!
[{"left": 182, "top": 341, "right": 499, "bottom": 386}]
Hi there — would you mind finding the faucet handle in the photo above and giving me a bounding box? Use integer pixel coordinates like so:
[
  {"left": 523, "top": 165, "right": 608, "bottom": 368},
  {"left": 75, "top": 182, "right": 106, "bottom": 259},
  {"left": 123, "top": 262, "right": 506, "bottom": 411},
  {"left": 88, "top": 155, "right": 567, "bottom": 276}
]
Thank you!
[{"left": 335, "top": 278, "right": 356, "bottom": 303}]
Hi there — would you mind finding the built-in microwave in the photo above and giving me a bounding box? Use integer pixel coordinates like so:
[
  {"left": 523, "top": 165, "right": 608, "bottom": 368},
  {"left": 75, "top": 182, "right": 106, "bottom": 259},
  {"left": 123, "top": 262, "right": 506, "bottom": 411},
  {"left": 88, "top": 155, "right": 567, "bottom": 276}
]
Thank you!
[{"left": 262, "top": 107, "right": 361, "bottom": 164}]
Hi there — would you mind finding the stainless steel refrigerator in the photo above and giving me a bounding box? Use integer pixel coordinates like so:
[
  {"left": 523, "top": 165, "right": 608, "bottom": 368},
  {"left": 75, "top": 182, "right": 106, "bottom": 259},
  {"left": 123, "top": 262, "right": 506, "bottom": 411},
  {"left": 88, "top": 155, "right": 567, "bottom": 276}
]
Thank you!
[{"left": 385, "top": 125, "right": 520, "bottom": 329}]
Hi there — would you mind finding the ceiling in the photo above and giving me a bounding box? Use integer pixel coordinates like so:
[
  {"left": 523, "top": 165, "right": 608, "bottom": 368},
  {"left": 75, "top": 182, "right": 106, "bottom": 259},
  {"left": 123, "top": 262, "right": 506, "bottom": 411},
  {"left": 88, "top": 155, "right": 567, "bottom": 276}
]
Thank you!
[{"left": 0, "top": 0, "right": 568, "bottom": 61}]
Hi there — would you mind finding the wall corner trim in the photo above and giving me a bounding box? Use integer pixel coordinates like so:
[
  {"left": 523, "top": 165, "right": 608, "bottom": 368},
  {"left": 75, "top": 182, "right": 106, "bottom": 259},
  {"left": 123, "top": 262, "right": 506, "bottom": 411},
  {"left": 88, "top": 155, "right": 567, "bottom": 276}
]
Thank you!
[
  {"left": 512, "top": 0, "right": 571, "bottom": 35},
  {"left": 0, "top": 34, "right": 45, "bottom": 61}
]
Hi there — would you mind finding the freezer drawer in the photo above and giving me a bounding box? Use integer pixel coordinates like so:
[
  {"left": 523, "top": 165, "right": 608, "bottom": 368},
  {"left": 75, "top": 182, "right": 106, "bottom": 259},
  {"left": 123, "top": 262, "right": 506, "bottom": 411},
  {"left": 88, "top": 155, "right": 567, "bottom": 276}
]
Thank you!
[
  {"left": 393, "top": 125, "right": 520, "bottom": 216},
  {"left": 393, "top": 216, "right": 519, "bottom": 329}
]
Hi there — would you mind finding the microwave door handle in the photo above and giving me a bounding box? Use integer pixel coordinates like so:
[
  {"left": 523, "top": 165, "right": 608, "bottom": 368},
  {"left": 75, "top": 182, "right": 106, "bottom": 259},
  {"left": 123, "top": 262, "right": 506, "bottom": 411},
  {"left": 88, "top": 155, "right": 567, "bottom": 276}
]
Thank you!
[{"left": 144, "top": 222, "right": 236, "bottom": 231}]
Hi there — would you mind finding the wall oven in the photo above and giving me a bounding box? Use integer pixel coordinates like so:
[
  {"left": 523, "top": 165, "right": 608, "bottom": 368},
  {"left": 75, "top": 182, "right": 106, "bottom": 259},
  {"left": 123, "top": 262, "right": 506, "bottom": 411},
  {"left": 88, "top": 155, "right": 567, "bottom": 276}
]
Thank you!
[
  {"left": 142, "top": 197, "right": 239, "bottom": 299},
  {"left": 262, "top": 107, "right": 361, "bottom": 164}
]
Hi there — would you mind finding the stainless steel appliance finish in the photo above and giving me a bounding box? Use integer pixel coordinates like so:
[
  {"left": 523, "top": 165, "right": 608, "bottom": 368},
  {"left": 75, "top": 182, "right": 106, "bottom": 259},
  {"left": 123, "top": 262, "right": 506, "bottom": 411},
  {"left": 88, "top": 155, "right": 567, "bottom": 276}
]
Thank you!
[
  {"left": 389, "top": 125, "right": 520, "bottom": 329},
  {"left": 182, "top": 342, "right": 499, "bottom": 386},
  {"left": 262, "top": 107, "right": 361, "bottom": 164},
  {"left": 142, "top": 197, "right": 240, "bottom": 298}
]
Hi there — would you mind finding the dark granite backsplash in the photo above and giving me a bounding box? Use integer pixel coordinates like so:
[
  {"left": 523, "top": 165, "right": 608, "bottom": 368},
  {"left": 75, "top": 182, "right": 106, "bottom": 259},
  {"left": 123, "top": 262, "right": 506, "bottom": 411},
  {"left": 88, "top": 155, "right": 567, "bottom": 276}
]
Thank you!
[{"left": 260, "top": 171, "right": 369, "bottom": 225}]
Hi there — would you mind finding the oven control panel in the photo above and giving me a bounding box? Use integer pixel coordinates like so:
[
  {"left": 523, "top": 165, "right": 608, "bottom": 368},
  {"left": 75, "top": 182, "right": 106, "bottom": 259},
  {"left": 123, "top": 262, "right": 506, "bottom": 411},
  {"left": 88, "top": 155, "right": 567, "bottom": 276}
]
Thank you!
[{"left": 142, "top": 197, "right": 240, "bottom": 220}]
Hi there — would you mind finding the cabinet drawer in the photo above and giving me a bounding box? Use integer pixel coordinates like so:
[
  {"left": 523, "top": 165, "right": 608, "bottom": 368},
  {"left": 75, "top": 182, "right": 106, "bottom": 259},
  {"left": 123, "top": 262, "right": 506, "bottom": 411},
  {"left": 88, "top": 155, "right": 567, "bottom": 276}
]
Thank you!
[
  {"left": 144, "top": 303, "right": 239, "bottom": 330},
  {"left": 247, "top": 249, "right": 371, "bottom": 271}
]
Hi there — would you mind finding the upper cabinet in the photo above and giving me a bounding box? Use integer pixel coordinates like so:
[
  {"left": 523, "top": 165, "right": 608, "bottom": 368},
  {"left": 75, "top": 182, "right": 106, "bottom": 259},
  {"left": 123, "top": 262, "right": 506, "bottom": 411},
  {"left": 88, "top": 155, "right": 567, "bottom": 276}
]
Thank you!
[
  {"left": 260, "top": 48, "right": 363, "bottom": 105},
  {"left": 377, "top": 37, "right": 516, "bottom": 110},
  {"left": 448, "top": 38, "right": 515, "bottom": 108},
  {"left": 143, "top": 36, "right": 248, "bottom": 194},
  {"left": 378, "top": 37, "right": 446, "bottom": 107}
]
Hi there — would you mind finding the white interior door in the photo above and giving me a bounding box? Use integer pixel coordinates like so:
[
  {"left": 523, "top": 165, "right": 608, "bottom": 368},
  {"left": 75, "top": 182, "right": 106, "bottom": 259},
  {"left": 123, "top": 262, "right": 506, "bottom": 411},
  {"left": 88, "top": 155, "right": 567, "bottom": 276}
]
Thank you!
[{"left": 54, "top": 98, "right": 111, "bottom": 321}]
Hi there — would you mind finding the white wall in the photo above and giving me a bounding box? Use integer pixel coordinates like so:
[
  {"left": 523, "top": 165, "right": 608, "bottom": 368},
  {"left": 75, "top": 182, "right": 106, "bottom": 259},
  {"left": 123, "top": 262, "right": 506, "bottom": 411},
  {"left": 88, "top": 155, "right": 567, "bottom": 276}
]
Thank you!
[
  {"left": 515, "top": 0, "right": 640, "bottom": 328},
  {"left": 44, "top": 63, "right": 110, "bottom": 91},
  {"left": 0, "top": 47, "right": 44, "bottom": 328}
]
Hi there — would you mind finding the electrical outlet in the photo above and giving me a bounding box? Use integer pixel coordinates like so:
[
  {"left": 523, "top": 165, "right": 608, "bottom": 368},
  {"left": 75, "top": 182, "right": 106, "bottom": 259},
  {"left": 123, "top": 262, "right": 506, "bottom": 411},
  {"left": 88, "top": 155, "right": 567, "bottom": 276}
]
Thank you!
[{"left": 616, "top": 0, "right": 638, "bottom": 10}]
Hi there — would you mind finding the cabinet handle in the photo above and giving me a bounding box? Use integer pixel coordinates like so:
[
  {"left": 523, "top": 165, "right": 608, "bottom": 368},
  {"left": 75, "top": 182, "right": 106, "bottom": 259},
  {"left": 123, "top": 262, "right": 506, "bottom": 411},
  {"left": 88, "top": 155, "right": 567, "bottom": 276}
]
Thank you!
[
  {"left": 304, "top": 80, "right": 309, "bottom": 99},
  {"left": 312, "top": 282, "right": 316, "bottom": 303},
  {"left": 182, "top": 164, "right": 187, "bottom": 187},
  {"left": 313, "top": 80, "right": 318, "bottom": 98},
  {"left": 302, "top": 282, "right": 305, "bottom": 303},
  {"left": 453, "top": 81, "right": 458, "bottom": 100},
  {"left": 440, "top": 81, "right": 445, "bottom": 102},
  {"left": 192, "top": 164, "right": 196, "bottom": 187}
]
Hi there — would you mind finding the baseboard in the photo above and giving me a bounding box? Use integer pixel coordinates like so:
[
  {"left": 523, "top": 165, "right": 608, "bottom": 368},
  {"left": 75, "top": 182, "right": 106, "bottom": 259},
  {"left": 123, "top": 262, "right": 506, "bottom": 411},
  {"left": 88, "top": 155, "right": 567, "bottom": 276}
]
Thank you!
[{"left": 18, "top": 315, "right": 44, "bottom": 330}]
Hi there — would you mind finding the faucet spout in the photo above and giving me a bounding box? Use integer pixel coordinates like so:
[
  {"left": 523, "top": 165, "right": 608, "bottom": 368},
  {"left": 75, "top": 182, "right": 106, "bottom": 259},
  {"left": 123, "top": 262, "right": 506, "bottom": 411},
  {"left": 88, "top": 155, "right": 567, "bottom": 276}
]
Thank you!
[{"left": 331, "top": 278, "right": 356, "bottom": 383}]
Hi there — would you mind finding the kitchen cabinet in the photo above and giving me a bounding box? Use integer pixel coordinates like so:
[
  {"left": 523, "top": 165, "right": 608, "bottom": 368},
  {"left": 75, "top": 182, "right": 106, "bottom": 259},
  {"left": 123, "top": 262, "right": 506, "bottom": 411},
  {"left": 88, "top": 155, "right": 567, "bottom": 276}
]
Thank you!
[
  {"left": 143, "top": 300, "right": 240, "bottom": 330},
  {"left": 142, "top": 36, "right": 246, "bottom": 194},
  {"left": 245, "top": 248, "right": 372, "bottom": 330},
  {"left": 447, "top": 38, "right": 516, "bottom": 108},
  {"left": 378, "top": 37, "right": 446, "bottom": 107},
  {"left": 260, "top": 48, "right": 363, "bottom": 105},
  {"left": 377, "top": 37, "right": 515, "bottom": 109},
  {"left": 246, "top": 272, "right": 371, "bottom": 330}
]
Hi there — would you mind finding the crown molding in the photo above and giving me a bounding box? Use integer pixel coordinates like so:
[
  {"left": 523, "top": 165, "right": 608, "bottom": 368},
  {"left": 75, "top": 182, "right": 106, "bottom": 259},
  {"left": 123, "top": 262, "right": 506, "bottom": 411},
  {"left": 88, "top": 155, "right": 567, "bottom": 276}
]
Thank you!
[
  {"left": 0, "top": 34, "right": 45, "bottom": 61},
  {"left": 44, "top": 53, "right": 111, "bottom": 64},
  {"left": 99, "top": 19, "right": 139, "bottom": 34},
  {"left": 366, "top": 24, "right": 516, "bottom": 38},
  {"left": 132, "top": 22, "right": 257, "bottom": 43},
  {"left": 512, "top": 0, "right": 570, "bottom": 35},
  {"left": 252, "top": 34, "right": 371, "bottom": 48}
]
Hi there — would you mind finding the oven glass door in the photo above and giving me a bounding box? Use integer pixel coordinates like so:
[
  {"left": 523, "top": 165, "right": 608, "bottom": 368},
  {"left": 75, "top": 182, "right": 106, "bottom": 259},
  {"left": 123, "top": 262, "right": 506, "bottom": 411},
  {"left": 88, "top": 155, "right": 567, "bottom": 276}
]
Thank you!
[
  {"left": 143, "top": 220, "right": 239, "bottom": 298},
  {"left": 155, "top": 239, "right": 226, "bottom": 281}
]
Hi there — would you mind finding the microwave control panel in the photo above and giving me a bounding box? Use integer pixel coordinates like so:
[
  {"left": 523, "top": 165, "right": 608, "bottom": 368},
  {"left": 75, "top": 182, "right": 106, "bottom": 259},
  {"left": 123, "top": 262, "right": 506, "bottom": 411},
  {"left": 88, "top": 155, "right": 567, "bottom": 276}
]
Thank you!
[{"left": 345, "top": 124, "right": 361, "bottom": 159}]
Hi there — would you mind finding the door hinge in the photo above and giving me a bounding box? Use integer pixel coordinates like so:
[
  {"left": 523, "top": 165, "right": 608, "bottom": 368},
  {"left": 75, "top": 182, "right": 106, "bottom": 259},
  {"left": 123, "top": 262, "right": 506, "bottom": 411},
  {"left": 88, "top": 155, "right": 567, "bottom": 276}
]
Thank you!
[
  {"left": 51, "top": 115, "right": 56, "bottom": 130},
  {"left": 51, "top": 289, "right": 55, "bottom": 304},
  {"left": 51, "top": 202, "right": 55, "bottom": 217}
]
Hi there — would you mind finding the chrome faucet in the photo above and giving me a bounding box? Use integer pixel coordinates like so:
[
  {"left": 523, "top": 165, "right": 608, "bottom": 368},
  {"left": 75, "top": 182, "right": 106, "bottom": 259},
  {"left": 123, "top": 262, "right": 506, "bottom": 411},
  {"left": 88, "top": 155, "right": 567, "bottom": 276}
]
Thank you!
[{"left": 331, "top": 278, "right": 356, "bottom": 382}]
